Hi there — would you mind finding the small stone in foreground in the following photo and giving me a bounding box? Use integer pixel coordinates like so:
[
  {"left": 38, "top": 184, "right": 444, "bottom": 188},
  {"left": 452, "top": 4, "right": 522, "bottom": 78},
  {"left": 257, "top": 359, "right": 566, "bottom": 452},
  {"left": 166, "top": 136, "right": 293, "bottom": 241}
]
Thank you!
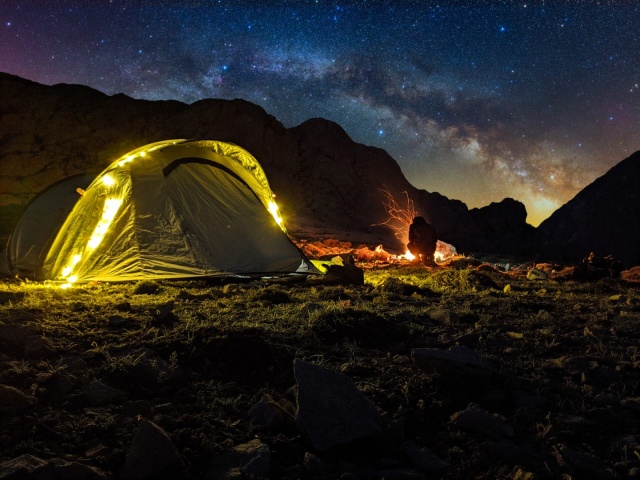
[
  {"left": 120, "top": 420, "right": 186, "bottom": 480},
  {"left": 0, "top": 454, "right": 108, "bottom": 480},
  {"left": 0, "top": 324, "right": 34, "bottom": 352},
  {"left": 425, "top": 307, "right": 459, "bottom": 325},
  {"left": 553, "top": 443, "right": 612, "bottom": 479},
  {"left": 295, "top": 359, "right": 381, "bottom": 451},
  {"left": 0, "top": 454, "right": 47, "bottom": 478},
  {"left": 48, "top": 458, "right": 108, "bottom": 479},
  {"left": 0, "top": 291, "right": 25, "bottom": 304},
  {"left": 303, "top": 451, "right": 325, "bottom": 475},
  {"left": 82, "top": 379, "right": 127, "bottom": 406},
  {"left": 0, "top": 384, "right": 35, "bottom": 411},
  {"left": 477, "top": 441, "right": 543, "bottom": 471},
  {"left": 375, "top": 467, "right": 426, "bottom": 480},
  {"left": 412, "top": 346, "right": 492, "bottom": 379},
  {"left": 249, "top": 393, "right": 287, "bottom": 429},
  {"left": 208, "top": 438, "right": 271, "bottom": 479},
  {"left": 450, "top": 406, "right": 514, "bottom": 439},
  {"left": 402, "top": 441, "right": 450, "bottom": 473}
]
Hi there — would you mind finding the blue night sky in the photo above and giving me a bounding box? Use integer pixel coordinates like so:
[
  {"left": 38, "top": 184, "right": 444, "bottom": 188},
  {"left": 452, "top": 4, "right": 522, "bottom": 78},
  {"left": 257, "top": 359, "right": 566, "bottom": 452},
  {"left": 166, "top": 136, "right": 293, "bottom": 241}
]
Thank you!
[{"left": 1, "top": 1, "right": 639, "bottom": 225}]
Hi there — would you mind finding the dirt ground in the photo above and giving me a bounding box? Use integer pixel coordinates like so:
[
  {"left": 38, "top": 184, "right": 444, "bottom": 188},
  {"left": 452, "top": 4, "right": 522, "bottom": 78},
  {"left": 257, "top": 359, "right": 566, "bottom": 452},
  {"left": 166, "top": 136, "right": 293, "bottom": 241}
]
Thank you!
[{"left": 1, "top": 258, "right": 640, "bottom": 479}]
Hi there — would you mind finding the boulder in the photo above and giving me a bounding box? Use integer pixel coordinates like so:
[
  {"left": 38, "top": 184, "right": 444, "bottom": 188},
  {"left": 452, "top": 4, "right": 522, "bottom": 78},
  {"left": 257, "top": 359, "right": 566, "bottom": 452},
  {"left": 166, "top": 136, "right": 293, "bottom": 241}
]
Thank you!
[{"left": 294, "top": 359, "right": 382, "bottom": 451}]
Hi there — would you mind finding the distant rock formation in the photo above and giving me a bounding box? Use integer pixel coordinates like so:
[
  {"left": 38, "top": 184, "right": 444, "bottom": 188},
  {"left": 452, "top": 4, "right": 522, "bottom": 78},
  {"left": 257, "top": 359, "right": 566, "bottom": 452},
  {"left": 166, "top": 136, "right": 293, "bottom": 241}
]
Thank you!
[
  {"left": 0, "top": 72, "right": 537, "bottom": 255},
  {"left": 538, "top": 151, "right": 640, "bottom": 268}
]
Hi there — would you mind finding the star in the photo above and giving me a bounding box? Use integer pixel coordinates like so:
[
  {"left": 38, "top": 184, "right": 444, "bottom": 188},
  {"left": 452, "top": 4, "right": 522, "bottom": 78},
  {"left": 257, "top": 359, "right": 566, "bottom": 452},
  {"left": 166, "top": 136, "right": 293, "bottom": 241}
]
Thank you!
[{"left": 0, "top": 2, "right": 636, "bottom": 228}]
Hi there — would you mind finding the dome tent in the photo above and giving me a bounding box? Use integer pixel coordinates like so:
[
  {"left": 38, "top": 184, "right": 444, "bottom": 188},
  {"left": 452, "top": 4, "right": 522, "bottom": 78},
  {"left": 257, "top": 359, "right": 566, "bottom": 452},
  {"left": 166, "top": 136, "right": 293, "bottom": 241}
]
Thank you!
[{"left": 8, "top": 139, "right": 317, "bottom": 283}]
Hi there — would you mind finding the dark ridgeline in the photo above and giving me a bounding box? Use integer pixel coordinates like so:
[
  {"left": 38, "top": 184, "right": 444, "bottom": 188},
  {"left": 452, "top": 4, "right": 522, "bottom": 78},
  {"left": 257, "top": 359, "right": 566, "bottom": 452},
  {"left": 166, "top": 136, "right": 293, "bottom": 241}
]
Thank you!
[
  {"left": 537, "top": 151, "right": 640, "bottom": 269},
  {"left": 1, "top": 72, "right": 638, "bottom": 266}
]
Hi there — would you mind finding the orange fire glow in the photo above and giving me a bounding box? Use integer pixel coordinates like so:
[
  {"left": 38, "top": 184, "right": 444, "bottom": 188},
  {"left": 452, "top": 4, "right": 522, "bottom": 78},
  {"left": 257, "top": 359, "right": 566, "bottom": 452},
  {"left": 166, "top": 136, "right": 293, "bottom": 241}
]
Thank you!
[{"left": 375, "top": 186, "right": 458, "bottom": 264}]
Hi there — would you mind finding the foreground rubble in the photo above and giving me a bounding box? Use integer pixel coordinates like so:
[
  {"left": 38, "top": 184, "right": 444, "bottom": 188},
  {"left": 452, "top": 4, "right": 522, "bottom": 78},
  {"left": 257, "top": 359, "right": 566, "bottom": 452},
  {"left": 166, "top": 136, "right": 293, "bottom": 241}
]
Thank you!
[{"left": 1, "top": 263, "right": 640, "bottom": 479}]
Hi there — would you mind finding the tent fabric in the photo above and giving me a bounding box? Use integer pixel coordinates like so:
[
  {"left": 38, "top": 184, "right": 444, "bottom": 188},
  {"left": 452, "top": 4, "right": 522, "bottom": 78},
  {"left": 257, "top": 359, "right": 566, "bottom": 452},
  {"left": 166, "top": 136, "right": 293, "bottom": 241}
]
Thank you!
[
  {"left": 8, "top": 139, "right": 317, "bottom": 282},
  {"left": 7, "top": 173, "right": 96, "bottom": 276}
]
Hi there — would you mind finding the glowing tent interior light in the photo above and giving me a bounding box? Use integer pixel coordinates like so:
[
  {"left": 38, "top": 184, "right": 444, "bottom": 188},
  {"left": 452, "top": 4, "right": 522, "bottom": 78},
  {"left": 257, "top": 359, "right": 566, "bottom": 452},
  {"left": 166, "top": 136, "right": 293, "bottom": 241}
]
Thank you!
[
  {"left": 101, "top": 174, "right": 116, "bottom": 186},
  {"left": 268, "top": 200, "right": 285, "bottom": 230},
  {"left": 58, "top": 197, "right": 123, "bottom": 283},
  {"left": 61, "top": 254, "right": 82, "bottom": 278},
  {"left": 118, "top": 155, "right": 135, "bottom": 167},
  {"left": 87, "top": 198, "right": 123, "bottom": 250}
]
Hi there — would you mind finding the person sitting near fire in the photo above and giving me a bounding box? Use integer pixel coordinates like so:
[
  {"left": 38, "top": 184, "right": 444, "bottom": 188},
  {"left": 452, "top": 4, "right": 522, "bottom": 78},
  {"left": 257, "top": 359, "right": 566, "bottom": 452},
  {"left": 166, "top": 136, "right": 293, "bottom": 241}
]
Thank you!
[{"left": 407, "top": 216, "right": 438, "bottom": 266}]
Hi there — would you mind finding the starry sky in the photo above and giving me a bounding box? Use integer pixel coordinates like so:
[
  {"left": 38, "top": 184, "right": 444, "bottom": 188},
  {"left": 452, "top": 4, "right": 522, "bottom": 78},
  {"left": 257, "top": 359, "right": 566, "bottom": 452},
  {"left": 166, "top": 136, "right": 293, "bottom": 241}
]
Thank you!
[{"left": 1, "top": 1, "right": 639, "bottom": 226}]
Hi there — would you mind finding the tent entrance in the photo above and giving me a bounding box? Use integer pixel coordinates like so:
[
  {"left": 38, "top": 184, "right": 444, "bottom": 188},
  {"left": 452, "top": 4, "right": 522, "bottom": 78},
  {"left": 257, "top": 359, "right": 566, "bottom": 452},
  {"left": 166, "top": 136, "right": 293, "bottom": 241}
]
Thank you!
[{"left": 163, "top": 161, "right": 304, "bottom": 274}]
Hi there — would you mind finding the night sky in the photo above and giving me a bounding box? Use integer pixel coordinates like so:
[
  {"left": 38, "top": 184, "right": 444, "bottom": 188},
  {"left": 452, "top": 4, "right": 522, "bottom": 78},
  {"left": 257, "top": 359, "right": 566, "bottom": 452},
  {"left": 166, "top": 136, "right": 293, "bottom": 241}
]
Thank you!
[{"left": 1, "top": 1, "right": 639, "bottom": 226}]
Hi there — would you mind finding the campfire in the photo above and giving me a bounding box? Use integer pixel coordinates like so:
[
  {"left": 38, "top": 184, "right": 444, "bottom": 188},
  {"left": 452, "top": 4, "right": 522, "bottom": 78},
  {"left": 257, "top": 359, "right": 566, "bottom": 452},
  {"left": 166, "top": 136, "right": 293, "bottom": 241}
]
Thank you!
[
  {"left": 378, "top": 240, "right": 456, "bottom": 264},
  {"left": 295, "top": 186, "right": 458, "bottom": 267},
  {"left": 374, "top": 186, "right": 457, "bottom": 265},
  {"left": 296, "top": 240, "right": 458, "bottom": 266}
]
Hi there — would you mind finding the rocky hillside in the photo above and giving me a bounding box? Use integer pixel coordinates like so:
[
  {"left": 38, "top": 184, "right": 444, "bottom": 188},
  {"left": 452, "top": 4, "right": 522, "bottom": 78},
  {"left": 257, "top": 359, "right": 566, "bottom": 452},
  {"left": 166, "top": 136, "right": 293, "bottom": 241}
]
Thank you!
[
  {"left": 537, "top": 151, "right": 640, "bottom": 268},
  {"left": 0, "top": 72, "right": 535, "bottom": 255}
]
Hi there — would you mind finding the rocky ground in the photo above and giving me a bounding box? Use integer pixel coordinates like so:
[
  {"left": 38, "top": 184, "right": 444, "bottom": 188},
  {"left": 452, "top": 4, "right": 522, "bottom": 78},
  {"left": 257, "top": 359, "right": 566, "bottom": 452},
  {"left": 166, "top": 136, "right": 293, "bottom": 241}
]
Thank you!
[{"left": 1, "top": 256, "right": 640, "bottom": 480}]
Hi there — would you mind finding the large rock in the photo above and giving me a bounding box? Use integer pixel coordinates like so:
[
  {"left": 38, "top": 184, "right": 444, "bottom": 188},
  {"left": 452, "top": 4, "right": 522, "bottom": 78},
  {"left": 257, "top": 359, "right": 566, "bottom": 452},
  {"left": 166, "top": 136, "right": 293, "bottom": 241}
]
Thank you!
[
  {"left": 0, "top": 72, "right": 536, "bottom": 255},
  {"left": 294, "top": 359, "right": 382, "bottom": 451},
  {"left": 538, "top": 151, "right": 640, "bottom": 267}
]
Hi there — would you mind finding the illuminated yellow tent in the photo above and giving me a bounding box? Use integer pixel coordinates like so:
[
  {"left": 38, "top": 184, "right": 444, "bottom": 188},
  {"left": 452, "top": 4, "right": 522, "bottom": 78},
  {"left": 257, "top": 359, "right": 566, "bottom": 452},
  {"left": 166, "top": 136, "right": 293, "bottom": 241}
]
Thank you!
[{"left": 9, "top": 139, "right": 317, "bottom": 283}]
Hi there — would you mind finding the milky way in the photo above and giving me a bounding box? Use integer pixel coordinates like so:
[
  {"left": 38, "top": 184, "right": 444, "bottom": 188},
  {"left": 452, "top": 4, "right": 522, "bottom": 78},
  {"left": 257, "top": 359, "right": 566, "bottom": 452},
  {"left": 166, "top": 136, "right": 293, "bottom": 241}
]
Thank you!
[{"left": 1, "top": 1, "right": 639, "bottom": 225}]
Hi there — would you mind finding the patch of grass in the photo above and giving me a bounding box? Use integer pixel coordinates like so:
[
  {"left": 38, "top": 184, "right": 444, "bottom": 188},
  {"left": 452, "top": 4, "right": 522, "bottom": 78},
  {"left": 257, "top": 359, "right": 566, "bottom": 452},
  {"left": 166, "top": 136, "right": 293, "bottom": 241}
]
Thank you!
[{"left": 1, "top": 267, "right": 640, "bottom": 479}]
